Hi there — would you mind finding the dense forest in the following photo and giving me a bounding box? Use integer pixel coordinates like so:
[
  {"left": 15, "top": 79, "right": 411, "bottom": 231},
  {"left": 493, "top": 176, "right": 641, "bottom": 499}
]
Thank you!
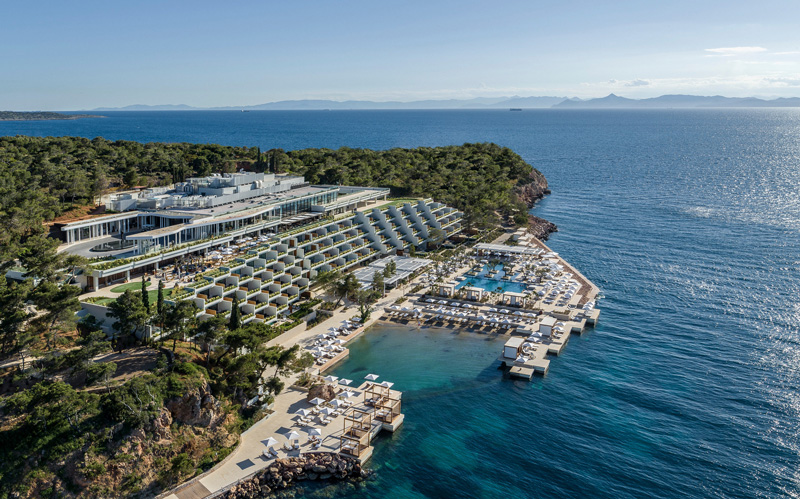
[
  {"left": 280, "top": 143, "right": 536, "bottom": 227},
  {"left": 0, "top": 112, "right": 102, "bottom": 121}
]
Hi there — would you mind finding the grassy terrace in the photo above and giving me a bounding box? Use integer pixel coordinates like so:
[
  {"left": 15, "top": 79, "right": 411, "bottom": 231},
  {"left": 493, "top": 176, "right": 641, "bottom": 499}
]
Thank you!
[{"left": 371, "top": 198, "right": 421, "bottom": 212}]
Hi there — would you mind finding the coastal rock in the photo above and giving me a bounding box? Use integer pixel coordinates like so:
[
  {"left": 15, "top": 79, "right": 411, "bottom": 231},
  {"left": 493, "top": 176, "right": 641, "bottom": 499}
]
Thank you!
[
  {"left": 307, "top": 383, "right": 337, "bottom": 402},
  {"left": 528, "top": 215, "right": 558, "bottom": 241},
  {"left": 215, "top": 453, "right": 365, "bottom": 499},
  {"left": 514, "top": 169, "right": 551, "bottom": 207},
  {"left": 514, "top": 169, "right": 557, "bottom": 239},
  {"left": 165, "top": 381, "right": 221, "bottom": 427}
]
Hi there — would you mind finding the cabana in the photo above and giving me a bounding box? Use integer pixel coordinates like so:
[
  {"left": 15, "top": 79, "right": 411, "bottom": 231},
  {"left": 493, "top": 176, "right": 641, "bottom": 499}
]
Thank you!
[
  {"left": 503, "top": 337, "right": 525, "bottom": 359},
  {"left": 463, "top": 286, "right": 485, "bottom": 301},
  {"left": 502, "top": 291, "right": 527, "bottom": 308},
  {"left": 437, "top": 282, "right": 456, "bottom": 297},
  {"left": 340, "top": 407, "right": 372, "bottom": 457},
  {"left": 374, "top": 392, "right": 402, "bottom": 424},
  {"left": 539, "top": 316, "right": 557, "bottom": 336}
]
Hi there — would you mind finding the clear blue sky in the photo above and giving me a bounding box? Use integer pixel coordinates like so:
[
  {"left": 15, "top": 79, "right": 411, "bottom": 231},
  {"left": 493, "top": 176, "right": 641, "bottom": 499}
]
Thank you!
[{"left": 2, "top": 0, "right": 800, "bottom": 110}]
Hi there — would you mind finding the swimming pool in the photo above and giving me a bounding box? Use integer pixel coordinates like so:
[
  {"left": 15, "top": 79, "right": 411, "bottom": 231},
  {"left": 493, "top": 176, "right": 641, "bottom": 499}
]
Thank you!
[{"left": 455, "top": 264, "right": 528, "bottom": 294}]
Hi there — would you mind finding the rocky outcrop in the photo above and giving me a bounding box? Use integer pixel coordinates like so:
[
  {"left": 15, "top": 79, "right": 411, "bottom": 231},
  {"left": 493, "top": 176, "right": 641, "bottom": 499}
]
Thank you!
[
  {"left": 307, "top": 383, "right": 337, "bottom": 402},
  {"left": 514, "top": 168, "right": 550, "bottom": 207},
  {"left": 515, "top": 168, "right": 557, "bottom": 239},
  {"left": 165, "top": 381, "right": 221, "bottom": 427},
  {"left": 528, "top": 215, "right": 558, "bottom": 241},
  {"left": 153, "top": 407, "right": 173, "bottom": 439},
  {"left": 218, "top": 453, "right": 369, "bottom": 498}
]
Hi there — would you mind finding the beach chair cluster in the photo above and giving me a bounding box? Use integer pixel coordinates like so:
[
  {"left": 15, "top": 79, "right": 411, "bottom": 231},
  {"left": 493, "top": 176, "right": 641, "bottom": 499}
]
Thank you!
[{"left": 306, "top": 319, "right": 361, "bottom": 366}]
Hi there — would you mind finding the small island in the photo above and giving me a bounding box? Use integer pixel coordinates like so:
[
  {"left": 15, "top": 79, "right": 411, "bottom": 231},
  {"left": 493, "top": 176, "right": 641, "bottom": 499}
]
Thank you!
[{"left": 0, "top": 111, "right": 103, "bottom": 121}]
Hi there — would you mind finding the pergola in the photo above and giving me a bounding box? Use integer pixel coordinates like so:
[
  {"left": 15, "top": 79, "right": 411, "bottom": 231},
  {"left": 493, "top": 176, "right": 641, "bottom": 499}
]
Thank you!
[{"left": 340, "top": 407, "right": 372, "bottom": 457}]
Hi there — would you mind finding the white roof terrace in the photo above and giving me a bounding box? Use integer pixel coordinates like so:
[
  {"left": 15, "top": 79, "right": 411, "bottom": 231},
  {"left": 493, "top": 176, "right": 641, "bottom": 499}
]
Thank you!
[
  {"left": 59, "top": 211, "right": 141, "bottom": 231},
  {"left": 475, "top": 243, "right": 542, "bottom": 256}
]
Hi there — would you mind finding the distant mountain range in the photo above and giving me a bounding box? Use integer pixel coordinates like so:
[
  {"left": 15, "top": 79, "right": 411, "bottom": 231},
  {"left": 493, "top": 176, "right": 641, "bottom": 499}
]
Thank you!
[
  {"left": 87, "top": 94, "right": 800, "bottom": 111},
  {"left": 89, "top": 96, "right": 568, "bottom": 111},
  {"left": 553, "top": 94, "right": 800, "bottom": 108}
]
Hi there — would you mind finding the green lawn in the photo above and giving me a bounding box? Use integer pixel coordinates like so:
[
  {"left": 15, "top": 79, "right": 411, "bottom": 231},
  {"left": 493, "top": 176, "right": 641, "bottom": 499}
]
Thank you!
[
  {"left": 111, "top": 281, "right": 152, "bottom": 293},
  {"left": 372, "top": 198, "right": 421, "bottom": 211}
]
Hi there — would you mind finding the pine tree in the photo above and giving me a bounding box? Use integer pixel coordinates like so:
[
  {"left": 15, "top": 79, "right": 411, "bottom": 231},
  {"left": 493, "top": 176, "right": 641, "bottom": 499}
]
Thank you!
[
  {"left": 229, "top": 295, "right": 241, "bottom": 331},
  {"left": 141, "top": 276, "right": 150, "bottom": 313}
]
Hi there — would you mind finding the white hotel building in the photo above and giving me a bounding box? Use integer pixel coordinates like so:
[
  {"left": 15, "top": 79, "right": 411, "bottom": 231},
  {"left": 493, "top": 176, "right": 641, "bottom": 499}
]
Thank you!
[{"left": 61, "top": 172, "right": 463, "bottom": 324}]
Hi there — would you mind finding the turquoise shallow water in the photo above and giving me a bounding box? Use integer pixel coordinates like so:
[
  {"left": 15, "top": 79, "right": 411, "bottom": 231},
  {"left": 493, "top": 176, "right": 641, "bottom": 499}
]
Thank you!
[{"left": 4, "top": 109, "right": 800, "bottom": 497}]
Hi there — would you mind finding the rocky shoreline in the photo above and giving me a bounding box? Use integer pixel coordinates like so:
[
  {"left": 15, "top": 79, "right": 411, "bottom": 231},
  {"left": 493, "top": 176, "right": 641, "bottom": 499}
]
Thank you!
[
  {"left": 528, "top": 215, "right": 558, "bottom": 240},
  {"left": 514, "top": 168, "right": 551, "bottom": 206},
  {"left": 514, "top": 168, "right": 558, "bottom": 240},
  {"left": 218, "top": 453, "right": 369, "bottom": 499}
]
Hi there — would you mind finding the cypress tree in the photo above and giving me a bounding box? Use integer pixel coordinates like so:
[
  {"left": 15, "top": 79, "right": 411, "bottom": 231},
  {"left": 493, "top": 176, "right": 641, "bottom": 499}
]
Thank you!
[
  {"left": 229, "top": 295, "right": 241, "bottom": 331},
  {"left": 157, "top": 280, "right": 164, "bottom": 317},
  {"left": 141, "top": 276, "right": 150, "bottom": 313}
]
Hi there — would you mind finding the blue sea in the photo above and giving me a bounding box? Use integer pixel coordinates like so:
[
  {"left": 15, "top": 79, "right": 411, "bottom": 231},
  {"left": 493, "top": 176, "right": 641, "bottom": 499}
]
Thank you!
[{"left": 4, "top": 109, "right": 800, "bottom": 498}]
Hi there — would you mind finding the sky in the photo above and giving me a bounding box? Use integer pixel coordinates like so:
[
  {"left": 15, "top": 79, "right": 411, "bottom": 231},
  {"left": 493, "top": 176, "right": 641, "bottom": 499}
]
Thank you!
[{"left": 2, "top": 0, "right": 800, "bottom": 110}]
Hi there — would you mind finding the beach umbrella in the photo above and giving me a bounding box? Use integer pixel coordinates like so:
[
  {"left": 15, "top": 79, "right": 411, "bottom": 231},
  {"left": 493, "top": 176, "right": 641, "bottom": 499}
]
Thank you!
[
  {"left": 264, "top": 437, "right": 278, "bottom": 449},
  {"left": 295, "top": 408, "right": 311, "bottom": 417},
  {"left": 309, "top": 397, "right": 326, "bottom": 405},
  {"left": 380, "top": 381, "right": 394, "bottom": 389},
  {"left": 319, "top": 407, "right": 333, "bottom": 416},
  {"left": 364, "top": 374, "right": 379, "bottom": 381},
  {"left": 323, "top": 375, "right": 339, "bottom": 383},
  {"left": 331, "top": 399, "right": 345, "bottom": 408},
  {"left": 333, "top": 339, "right": 346, "bottom": 345},
  {"left": 515, "top": 355, "right": 527, "bottom": 363},
  {"left": 308, "top": 428, "right": 322, "bottom": 436},
  {"left": 287, "top": 430, "right": 301, "bottom": 442},
  {"left": 339, "top": 378, "right": 353, "bottom": 386}
]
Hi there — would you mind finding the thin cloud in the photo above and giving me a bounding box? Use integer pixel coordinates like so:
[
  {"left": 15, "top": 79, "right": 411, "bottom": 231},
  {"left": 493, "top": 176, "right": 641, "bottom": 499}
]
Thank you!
[
  {"left": 705, "top": 46, "right": 768, "bottom": 56},
  {"left": 607, "top": 79, "right": 650, "bottom": 87},
  {"left": 764, "top": 77, "right": 800, "bottom": 87}
]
